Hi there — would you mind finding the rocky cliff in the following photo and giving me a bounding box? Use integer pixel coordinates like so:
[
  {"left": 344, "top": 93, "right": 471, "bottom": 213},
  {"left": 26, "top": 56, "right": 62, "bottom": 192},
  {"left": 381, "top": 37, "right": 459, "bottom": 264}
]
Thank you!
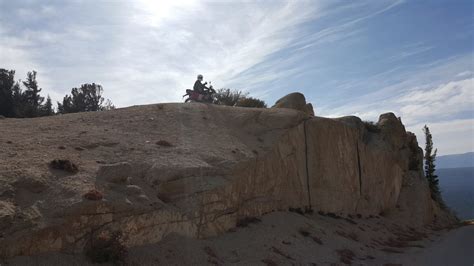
[{"left": 0, "top": 94, "right": 455, "bottom": 259}]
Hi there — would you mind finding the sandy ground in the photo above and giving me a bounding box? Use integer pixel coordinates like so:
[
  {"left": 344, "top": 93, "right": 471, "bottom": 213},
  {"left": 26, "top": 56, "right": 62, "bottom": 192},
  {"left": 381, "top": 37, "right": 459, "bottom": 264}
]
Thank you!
[{"left": 4, "top": 211, "right": 471, "bottom": 266}]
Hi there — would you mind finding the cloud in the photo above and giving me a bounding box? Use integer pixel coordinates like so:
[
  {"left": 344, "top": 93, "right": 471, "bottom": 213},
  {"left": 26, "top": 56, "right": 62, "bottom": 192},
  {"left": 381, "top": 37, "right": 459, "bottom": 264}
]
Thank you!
[
  {"left": 0, "top": 0, "right": 471, "bottom": 154},
  {"left": 316, "top": 55, "right": 473, "bottom": 155},
  {"left": 1, "top": 1, "right": 325, "bottom": 106},
  {"left": 457, "top": 71, "right": 473, "bottom": 78},
  {"left": 407, "top": 119, "right": 474, "bottom": 156},
  {"left": 291, "top": 0, "right": 405, "bottom": 52},
  {"left": 397, "top": 78, "right": 473, "bottom": 124}
]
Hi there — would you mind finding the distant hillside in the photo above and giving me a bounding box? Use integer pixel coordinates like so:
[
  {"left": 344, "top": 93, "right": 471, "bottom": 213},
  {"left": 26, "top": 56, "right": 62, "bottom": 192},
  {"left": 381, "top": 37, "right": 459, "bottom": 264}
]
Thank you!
[
  {"left": 438, "top": 167, "right": 474, "bottom": 220},
  {"left": 437, "top": 152, "right": 474, "bottom": 169}
]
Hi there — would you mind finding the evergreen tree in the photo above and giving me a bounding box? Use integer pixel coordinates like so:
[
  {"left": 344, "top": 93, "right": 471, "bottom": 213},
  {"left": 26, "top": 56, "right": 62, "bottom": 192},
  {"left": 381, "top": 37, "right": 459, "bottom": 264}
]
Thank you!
[
  {"left": 102, "top": 99, "right": 116, "bottom": 111},
  {"left": 0, "top": 69, "right": 16, "bottom": 117},
  {"left": 58, "top": 83, "right": 112, "bottom": 114},
  {"left": 12, "top": 81, "right": 26, "bottom": 117},
  {"left": 22, "top": 71, "right": 44, "bottom": 117},
  {"left": 40, "top": 95, "right": 54, "bottom": 116},
  {"left": 423, "top": 125, "right": 441, "bottom": 201}
]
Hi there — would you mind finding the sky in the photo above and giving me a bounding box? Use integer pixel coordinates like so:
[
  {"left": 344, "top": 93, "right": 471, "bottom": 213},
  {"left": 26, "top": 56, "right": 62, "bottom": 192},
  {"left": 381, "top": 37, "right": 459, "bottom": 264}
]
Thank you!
[{"left": 0, "top": 0, "right": 473, "bottom": 155}]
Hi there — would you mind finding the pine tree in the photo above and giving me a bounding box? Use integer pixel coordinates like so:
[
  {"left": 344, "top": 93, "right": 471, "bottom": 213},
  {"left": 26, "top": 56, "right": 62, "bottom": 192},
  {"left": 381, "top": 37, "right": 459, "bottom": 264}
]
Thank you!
[
  {"left": 423, "top": 125, "right": 441, "bottom": 201},
  {"left": 41, "top": 95, "right": 54, "bottom": 116},
  {"left": 0, "top": 69, "right": 16, "bottom": 117},
  {"left": 58, "top": 83, "right": 112, "bottom": 114},
  {"left": 22, "top": 71, "right": 44, "bottom": 117},
  {"left": 11, "top": 82, "right": 25, "bottom": 117}
]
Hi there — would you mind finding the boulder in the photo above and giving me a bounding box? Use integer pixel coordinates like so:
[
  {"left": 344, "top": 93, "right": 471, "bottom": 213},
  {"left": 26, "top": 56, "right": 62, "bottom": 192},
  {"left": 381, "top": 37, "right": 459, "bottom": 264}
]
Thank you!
[
  {"left": 378, "top": 112, "right": 407, "bottom": 150},
  {"left": 273, "top": 92, "right": 314, "bottom": 116}
]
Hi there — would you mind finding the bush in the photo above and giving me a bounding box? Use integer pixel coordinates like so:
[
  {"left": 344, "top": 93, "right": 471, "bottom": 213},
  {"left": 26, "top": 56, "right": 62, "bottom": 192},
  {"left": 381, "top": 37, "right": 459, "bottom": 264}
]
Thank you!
[
  {"left": 236, "top": 97, "right": 267, "bottom": 108},
  {"left": 236, "top": 216, "right": 261, "bottom": 227},
  {"left": 215, "top": 88, "right": 266, "bottom": 108},
  {"left": 215, "top": 88, "right": 244, "bottom": 106},
  {"left": 362, "top": 120, "right": 380, "bottom": 133},
  {"left": 85, "top": 231, "right": 127, "bottom": 265},
  {"left": 49, "top": 159, "right": 78, "bottom": 173}
]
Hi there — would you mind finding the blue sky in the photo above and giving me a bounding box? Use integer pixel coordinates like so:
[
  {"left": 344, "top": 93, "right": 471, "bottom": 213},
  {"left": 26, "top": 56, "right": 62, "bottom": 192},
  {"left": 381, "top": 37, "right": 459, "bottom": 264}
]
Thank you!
[{"left": 0, "top": 0, "right": 473, "bottom": 155}]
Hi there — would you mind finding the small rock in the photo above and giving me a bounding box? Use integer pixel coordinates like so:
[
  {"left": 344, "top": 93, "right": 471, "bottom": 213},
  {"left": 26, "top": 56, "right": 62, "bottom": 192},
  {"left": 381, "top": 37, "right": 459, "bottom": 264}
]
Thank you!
[
  {"left": 126, "top": 185, "right": 143, "bottom": 195},
  {"left": 156, "top": 140, "right": 172, "bottom": 147},
  {"left": 137, "top": 194, "right": 150, "bottom": 202},
  {"left": 83, "top": 189, "right": 103, "bottom": 201}
]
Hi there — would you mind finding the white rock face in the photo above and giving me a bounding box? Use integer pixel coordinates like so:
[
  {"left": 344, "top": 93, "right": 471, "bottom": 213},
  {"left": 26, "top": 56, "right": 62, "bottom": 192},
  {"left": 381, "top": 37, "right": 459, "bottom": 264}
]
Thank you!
[{"left": 0, "top": 101, "right": 453, "bottom": 258}]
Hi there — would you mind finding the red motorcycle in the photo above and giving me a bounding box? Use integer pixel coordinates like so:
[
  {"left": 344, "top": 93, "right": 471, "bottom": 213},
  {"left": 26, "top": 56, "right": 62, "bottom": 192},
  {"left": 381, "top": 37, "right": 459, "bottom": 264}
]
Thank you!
[{"left": 183, "top": 83, "right": 217, "bottom": 103}]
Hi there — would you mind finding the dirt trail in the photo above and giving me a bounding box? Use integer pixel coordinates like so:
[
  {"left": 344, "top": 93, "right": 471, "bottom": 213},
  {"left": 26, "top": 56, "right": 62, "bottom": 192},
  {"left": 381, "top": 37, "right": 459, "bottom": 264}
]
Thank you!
[{"left": 388, "top": 225, "right": 474, "bottom": 266}]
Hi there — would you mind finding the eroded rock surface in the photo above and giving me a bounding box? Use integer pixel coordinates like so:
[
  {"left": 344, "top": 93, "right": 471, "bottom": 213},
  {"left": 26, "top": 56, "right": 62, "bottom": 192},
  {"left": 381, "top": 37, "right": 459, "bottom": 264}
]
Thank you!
[
  {"left": 0, "top": 102, "right": 454, "bottom": 259},
  {"left": 273, "top": 92, "right": 314, "bottom": 116}
]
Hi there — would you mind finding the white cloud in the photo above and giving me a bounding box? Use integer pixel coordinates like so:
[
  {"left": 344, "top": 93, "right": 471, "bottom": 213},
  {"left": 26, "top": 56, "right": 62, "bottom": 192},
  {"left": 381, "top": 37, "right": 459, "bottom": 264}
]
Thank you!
[
  {"left": 1, "top": 1, "right": 324, "bottom": 106},
  {"left": 457, "top": 71, "right": 473, "bottom": 78},
  {"left": 397, "top": 78, "right": 473, "bottom": 125},
  {"left": 407, "top": 119, "right": 474, "bottom": 156},
  {"left": 317, "top": 56, "right": 474, "bottom": 155}
]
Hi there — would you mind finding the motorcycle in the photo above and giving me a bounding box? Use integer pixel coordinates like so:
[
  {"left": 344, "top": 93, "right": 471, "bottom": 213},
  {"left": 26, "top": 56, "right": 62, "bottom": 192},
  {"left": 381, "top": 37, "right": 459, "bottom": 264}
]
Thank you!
[{"left": 183, "top": 82, "right": 217, "bottom": 103}]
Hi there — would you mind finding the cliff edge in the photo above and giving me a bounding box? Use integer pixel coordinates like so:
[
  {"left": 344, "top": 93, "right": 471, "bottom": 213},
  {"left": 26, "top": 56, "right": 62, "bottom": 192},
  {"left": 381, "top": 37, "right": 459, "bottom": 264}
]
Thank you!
[{"left": 0, "top": 94, "right": 456, "bottom": 259}]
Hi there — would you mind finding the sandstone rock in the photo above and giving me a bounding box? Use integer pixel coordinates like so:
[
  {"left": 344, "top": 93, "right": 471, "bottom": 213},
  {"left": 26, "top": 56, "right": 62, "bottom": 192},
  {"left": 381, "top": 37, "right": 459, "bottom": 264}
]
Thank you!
[
  {"left": 0, "top": 101, "right": 453, "bottom": 258},
  {"left": 273, "top": 92, "right": 314, "bottom": 116},
  {"left": 0, "top": 200, "right": 16, "bottom": 232},
  {"left": 378, "top": 112, "right": 407, "bottom": 150},
  {"left": 97, "top": 162, "right": 132, "bottom": 184}
]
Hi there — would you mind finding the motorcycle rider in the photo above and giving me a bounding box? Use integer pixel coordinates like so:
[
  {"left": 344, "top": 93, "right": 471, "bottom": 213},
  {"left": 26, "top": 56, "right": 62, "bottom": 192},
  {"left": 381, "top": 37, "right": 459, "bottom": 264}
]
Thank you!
[{"left": 193, "top": 74, "right": 208, "bottom": 94}]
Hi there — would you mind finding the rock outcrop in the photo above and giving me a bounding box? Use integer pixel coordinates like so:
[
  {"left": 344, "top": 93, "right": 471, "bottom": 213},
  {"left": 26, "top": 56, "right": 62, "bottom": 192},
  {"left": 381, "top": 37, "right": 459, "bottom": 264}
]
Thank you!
[
  {"left": 273, "top": 92, "right": 314, "bottom": 116},
  {"left": 0, "top": 97, "right": 454, "bottom": 259}
]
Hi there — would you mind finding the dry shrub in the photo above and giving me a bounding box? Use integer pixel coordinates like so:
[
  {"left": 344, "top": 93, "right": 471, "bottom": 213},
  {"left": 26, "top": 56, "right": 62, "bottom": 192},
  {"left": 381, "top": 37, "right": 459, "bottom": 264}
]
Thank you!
[
  {"left": 298, "top": 228, "right": 310, "bottom": 237},
  {"left": 336, "top": 249, "right": 355, "bottom": 264},
  {"left": 83, "top": 189, "right": 103, "bottom": 201},
  {"left": 236, "top": 97, "right": 267, "bottom": 108},
  {"left": 49, "top": 159, "right": 78, "bottom": 173},
  {"left": 236, "top": 216, "right": 261, "bottom": 227},
  {"left": 336, "top": 230, "right": 359, "bottom": 242},
  {"left": 363, "top": 121, "right": 380, "bottom": 133},
  {"left": 261, "top": 258, "right": 277, "bottom": 266},
  {"left": 289, "top": 207, "right": 304, "bottom": 215},
  {"left": 156, "top": 140, "right": 172, "bottom": 147},
  {"left": 312, "top": 236, "right": 323, "bottom": 245},
  {"left": 271, "top": 246, "right": 294, "bottom": 260},
  {"left": 380, "top": 248, "right": 404, "bottom": 253},
  {"left": 203, "top": 246, "right": 218, "bottom": 259},
  {"left": 85, "top": 231, "right": 128, "bottom": 265}
]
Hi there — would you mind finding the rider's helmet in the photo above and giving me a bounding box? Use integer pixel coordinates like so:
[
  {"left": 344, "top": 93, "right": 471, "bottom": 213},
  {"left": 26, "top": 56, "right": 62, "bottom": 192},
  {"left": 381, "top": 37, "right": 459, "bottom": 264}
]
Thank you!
[{"left": 197, "top": 74, "right": 203, "bottom": 80}]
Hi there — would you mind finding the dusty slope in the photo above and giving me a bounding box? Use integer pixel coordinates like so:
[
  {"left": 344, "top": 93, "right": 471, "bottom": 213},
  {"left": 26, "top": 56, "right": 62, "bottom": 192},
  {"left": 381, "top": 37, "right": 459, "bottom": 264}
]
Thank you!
[
  {"left": 6, "top": 212, "right": 470, "bottom": 265},
  {"left": 0, "top": 101, "right": 455, "bottom": 260}
]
